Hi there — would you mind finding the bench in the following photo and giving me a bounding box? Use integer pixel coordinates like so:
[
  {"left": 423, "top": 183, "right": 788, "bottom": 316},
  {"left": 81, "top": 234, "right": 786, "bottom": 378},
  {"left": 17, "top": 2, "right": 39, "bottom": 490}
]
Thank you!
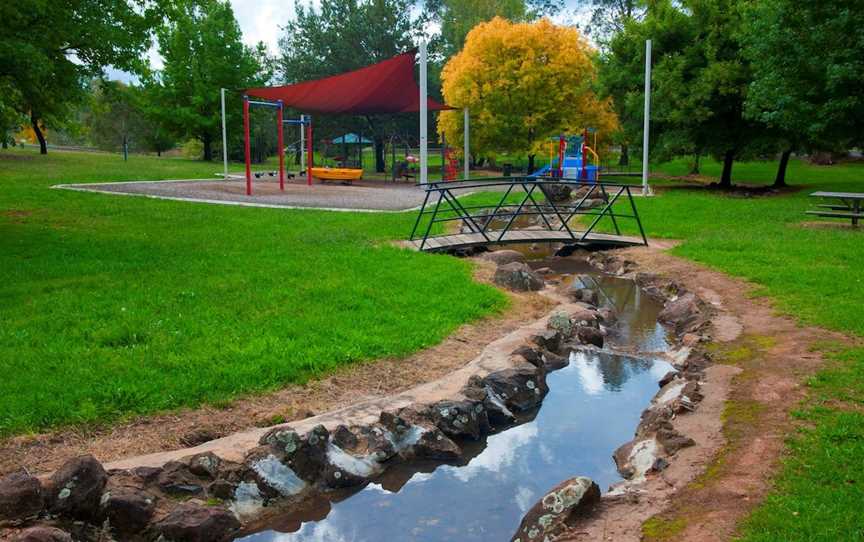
[{"left": 808, "top": 191, "right": 864, "bottom": 226}]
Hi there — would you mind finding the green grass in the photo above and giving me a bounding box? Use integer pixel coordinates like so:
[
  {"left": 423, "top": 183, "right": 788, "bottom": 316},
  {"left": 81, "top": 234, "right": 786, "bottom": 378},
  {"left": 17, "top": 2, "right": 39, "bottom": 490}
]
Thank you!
[
  {"left": 0, "top": 147, "right": 506, "bottom": 436},
  {"left": 622, "top": 156, "right": 864, "bottom": 541}
]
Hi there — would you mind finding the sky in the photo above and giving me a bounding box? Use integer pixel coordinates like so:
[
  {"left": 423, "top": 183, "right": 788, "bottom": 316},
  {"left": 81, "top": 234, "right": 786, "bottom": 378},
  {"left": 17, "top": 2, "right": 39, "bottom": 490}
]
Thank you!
[{"left": 109, "top": 0, "right": 589, "bottom": 82}]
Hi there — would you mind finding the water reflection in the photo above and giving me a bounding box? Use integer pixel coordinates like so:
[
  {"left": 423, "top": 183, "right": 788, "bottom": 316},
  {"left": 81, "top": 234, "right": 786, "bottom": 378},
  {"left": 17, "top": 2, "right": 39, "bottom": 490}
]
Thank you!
[{"left": 239, "top": 275, "right": 670, "bottom": 542}]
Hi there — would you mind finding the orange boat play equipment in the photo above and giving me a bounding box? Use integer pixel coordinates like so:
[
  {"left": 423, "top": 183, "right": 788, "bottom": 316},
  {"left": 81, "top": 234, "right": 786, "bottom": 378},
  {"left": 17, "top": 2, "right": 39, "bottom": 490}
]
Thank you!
[{"left": 309, "top": 167, "right": 364, "bottom": 183}]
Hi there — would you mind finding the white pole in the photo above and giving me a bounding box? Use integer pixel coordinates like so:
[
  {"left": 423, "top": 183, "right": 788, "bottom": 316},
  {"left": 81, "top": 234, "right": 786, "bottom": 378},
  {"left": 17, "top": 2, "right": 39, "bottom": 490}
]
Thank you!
[
  {"left": 463, "top": 107, "right": 470, "bottom": 180},
  {"left": 419, "top": 41, "right": 428, "bottom": 185},
  {"left": 221, "top": 88, "right": 228, "bottom": 179},
  {"left": 642, "top": 39, "right": 652, "bottom": 196},
  {"left": 300, "top": 115, "right": 305, "bottom": 173}
]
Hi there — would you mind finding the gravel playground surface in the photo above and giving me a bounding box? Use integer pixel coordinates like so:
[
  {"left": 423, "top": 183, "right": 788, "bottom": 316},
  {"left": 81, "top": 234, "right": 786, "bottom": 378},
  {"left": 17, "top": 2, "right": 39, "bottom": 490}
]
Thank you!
[{"left": 57, "top": 177, "right": 432, "bottom": 212}]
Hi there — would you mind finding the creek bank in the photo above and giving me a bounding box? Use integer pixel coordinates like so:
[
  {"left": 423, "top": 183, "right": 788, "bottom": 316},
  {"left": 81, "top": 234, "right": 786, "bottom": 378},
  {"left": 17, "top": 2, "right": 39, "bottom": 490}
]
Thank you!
[{"left": 0, "top": 250, "right": 719, "bottom": 542}]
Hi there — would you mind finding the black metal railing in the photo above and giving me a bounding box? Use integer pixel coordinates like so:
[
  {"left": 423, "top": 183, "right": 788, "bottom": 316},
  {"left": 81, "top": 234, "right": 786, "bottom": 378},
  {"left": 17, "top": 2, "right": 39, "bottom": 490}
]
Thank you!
[{"left": 408, "top": 177, "right": 648, "bottom": 251}]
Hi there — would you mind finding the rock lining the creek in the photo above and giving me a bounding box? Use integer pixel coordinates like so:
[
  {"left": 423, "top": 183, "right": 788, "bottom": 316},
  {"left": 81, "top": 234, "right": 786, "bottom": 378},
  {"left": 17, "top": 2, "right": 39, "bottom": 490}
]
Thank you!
[{"left": 0, "top": 251, "right": 716, "bottom": 541}]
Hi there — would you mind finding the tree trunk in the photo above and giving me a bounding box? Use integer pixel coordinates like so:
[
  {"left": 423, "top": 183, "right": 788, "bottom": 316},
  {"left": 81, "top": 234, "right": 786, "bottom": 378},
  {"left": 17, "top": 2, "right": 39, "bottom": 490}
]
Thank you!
[
  {"left": 689, "top": 154, "right": 701, "bottom": 175},
  {"left": 294, "top": 141, "right": 301, "bottom": 165},
  {"left": 374, "top": 136, "right": 385, "bottom": 173},
  {"left": 527, "top": 154, "right": 536, "bottom": 174},
  {"left": 31, "top": 113, "right": 47, "bottom": 154},
  {"left": 774, "top": 149, "right": 792, "bottom": 187},
  {"left": 719, "top": 150, "right": 734, "bottom": 188},
  {"left": 202, "top": 135, "right": 213, "bottom": 161},
  {"left": 618, "top": 144, "right": 629, "bottom": 166},
  {"left": 157, "top": 148, "right": 161, "bottom": 157},
  {"left": 2, "top": 137, "right": 7, "bottom": 149}
]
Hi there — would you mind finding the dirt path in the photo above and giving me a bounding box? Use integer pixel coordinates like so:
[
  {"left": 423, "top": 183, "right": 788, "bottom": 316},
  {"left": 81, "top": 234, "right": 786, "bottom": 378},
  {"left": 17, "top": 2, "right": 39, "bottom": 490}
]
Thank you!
[
  {"left": 566, "top": 247, "right": 850, "bottom": 541},
  {"left": 0, "top": 265, "right": 552, "bottom": 477}
]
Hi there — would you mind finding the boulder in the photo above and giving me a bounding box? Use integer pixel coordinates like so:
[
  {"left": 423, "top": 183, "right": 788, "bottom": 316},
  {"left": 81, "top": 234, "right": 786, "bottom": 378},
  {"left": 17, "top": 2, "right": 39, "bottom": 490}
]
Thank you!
[
  {"left": 412, "top": 430, "right": 462, "bottom": 461},
  {"left": 576, "top": 326, "right": 604, "bottom": 348},
  {"left": 658, "top": 371, "right": 679, "bottom": 388},
  {"left": 155, "top": 502, "right": 240, "bottom": 542},
  {"left": 613, "top": 438, "right": 659, "bottom": 480},
  {"left": 656, "top": 428, "right": 696, "bottom": 455},
  {"left": 541, "top": 183, "right": 572, "bottom": 202},
  {"left": 0, "top": 470, "right": 43, "bottom": 522},
  {"left": 431, "top": 400, "right": 489, "bottom": 440},
  {"left": 47, "top": 455, "right": 107, "bottom": 520},
  {"left": 658, "top": 293, "right": 708, "bottom": 335},
  {"left": 541, "top": 350, "right": 569, "bottom": 371},
  {"left": 511, "top": 345, "right": 543, "bottom": 368},
  {"left": 157, "top": 461, "right": 205, "bottom": 496},
  {"left": 484, "top": 368, "right": 548, "bottom": 412},
  {"left": 101, "top": 487, "right": 156, "bottom": 534},
  {"left": 493, "top": 262, "right": 545, "bottom": 292},
  {"left": 546, "top": 312, "right": 575, "bottom": 338},
  {"left": 187, "top": 452, "right": 221, "bottom": 478},
  {"left": 287, "top": 425, "right": 330, "bottom": 483},
  {"left": 480, "top": 250, "right": 526, "bottom": 266},
  {"left": 569, "top": 285, "right": 599, "bottom": 306},
  {"left": 510, "top": 477, "right": 601, "bottom": 542},
  {"left": 13, "top": 527, "right": 73, "bottom": 542},
  {"left": 530, "top": 330, "right": 562, "bottom": 354}
]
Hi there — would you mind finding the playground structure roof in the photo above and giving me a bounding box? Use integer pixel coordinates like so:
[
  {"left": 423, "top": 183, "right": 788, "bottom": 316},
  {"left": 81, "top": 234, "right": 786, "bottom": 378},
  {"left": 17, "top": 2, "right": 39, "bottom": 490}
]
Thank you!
[
  {"left": 331, "top": 133, "right": 373, "bottom": 144},
  {"left": 245, "top": 50, "right": 450, "bottom": 115}
]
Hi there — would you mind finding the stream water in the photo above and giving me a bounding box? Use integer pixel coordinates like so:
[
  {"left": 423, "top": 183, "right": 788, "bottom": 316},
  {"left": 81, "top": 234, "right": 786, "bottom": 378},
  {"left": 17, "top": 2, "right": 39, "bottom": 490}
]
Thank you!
[{"left": 239, "top": 268, "right": 672, "bottom": 542}]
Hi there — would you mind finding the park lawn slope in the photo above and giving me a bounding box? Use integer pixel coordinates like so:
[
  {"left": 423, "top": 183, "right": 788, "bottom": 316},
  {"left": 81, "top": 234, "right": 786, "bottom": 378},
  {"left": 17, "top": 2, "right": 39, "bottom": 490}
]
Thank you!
[
  {"left": 0, "top": 148, "right": 506, "bottom": 436},
  {"left": 623, "top": 157, "right": 864, "bottom": 541}
]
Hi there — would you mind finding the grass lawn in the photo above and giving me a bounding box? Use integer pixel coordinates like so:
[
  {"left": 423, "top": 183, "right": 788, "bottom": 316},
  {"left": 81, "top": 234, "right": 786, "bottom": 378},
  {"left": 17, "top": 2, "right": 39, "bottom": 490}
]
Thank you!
[
  {"left": 627, "top": 157, "right": 864, "bottom": 541},
  {"left": 0, "top": 147, "right": 506, "bottom": 436}
]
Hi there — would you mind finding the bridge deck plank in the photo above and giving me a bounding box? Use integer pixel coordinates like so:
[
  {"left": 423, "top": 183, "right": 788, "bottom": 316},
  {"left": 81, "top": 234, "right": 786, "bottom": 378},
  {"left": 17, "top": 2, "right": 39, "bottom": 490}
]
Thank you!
[{"left": 402, "top": 229, "right": 644, "bottom": 252}]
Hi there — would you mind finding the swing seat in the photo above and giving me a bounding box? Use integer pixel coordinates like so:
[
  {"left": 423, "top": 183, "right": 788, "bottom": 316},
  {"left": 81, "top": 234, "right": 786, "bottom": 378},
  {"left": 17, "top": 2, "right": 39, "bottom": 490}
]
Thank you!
[{"left": 310, "top": 167, "right": 363, "bottom": 183}]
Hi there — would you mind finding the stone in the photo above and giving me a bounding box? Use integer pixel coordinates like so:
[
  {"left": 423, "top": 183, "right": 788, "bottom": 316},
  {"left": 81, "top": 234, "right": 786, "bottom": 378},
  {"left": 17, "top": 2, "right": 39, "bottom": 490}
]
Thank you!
[
  {"left": 412, "top": 430, "right": 462, "bottom": 461},
  {"left": 13, "top": 527, "right": 73, "bottom": 542},
  {"left": 569, "top": 285, "right": 599, "bottom": 305},
  {"left": 187, "top": 452, "right": 221, "bottom": 478},
  {"left": 155, "top": 502, "right": 241, "bottom": 542},
  {"left": 322, "top": 444, "right": 380, "bottom": 489},
  {"left": 511, "top": 345, "right": 543, "bottom": 368},
  {"left": 658, "top": 293, "right": 708, "bottom": 335},
  {"left": 658, "top": 371, "right": 679, "bottom": 388},
  {"left": 480, "top": 249, "right": 526, "bottom": 266},
  {"left": 129, "top": 466, "right": 162, "bottom": 483},
  {"left": 259, "top": 425, "right": 301, "bottom": 453},
  {"left": 288, "top": 425, "right": 330, "bottom": 482},
  {"left": 483, "top": 386, "right": 517, "bottom": 427},
  {"left": 596, "top": 307, "right": 616, "bottom": 323},
  {"left": 0, "top": 470, "right": 43, "bottom": 522},
  {"left": 541, "top": 350, "right": 569, "bottom": 371},
  {"left": 484, "top": 368, "right": 548, "bottom": 412},
  {"left": 547, "top": 312, "right": 575, "bottom": 338},
  {"left": 208, "top": 480, "right": 237, "bottom": 500},
  {"left": 541, "top": 183, "right": 573, "bottom": 202},
  {"left": 331, "top": 425, "right": 359, "bottom": 450},
  {"left": 510, "top": 476, "right": 600, "bottom": 542},
  {"left": 100, "top": 487, "right": 156, "bottom": 534},
  {"left": 179, "top": 427, "right": 220, "bottom": 447},
  {"left": 431, "top": 400, "right": 489, "bottom": 440},
  {"left": 530, "top": 330, "right": 562, "bottom": 353},
  {"left": 157, "top": 461, "right": 205, "bottom": 496},
  {"left": 656, "top": 428, "right": 696, "bottom": 455},
  {"left": 613, "top": 439, "right": 659, "bottom": 481},
  {"left": 47, "top": 455, "right": 107, "bottom": 520},
  {"left": 493, "top": 262, "right": 545, "bottom": 292},
  {"left": 576, "top": 325, "right": 604, "bottom": 348}
]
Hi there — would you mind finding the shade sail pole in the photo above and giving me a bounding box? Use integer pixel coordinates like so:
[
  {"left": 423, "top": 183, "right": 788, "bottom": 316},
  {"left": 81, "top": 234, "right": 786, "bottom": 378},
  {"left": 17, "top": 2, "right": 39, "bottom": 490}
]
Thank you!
[
  {"left": 299, "top": 115, "right": 305, "bottom": 174},
  {"left": 277, "top": 101, "right": 285, "bottom": 191},
  {"left": 419, "top": 41, "right": 428, "bottom": 185},
  {"left": 243, "top": 96, "right": 252, "bottom": 195},
  {"left": 642, "top": 39, "right": 653, "bottom": 196},
  {"left": 463, "top": 107, "right": 469, "bottom": 180},
  {"left": 221, "top": 88, "right": 228, "bottom": 180}
]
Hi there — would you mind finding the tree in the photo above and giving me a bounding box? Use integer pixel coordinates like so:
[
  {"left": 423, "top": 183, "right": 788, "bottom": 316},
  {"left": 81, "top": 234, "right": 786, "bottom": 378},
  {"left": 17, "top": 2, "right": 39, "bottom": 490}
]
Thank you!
[
  {"left": 279, "top": 0, "right": 423, "bottom": 173},
  {"left": 741, "top": 0, "right": 864, "bottom": 187},
  {"left": 88, "top": 81, "right": 144, "bottom": 153},
  {"left": 600, "top": 0, "right": 777, "bottom": 187},
  {"left": 148, "top": 0, "right": 269, "bottom": 161},
  {"left": 0, "top": 1, "right": 155, "bottom": 154},
  {"left": 437, "top": 17, "right": 618, "bottom": 173},
  {"left": 579, "top": 0, "right": 646, "bottom": 43}
]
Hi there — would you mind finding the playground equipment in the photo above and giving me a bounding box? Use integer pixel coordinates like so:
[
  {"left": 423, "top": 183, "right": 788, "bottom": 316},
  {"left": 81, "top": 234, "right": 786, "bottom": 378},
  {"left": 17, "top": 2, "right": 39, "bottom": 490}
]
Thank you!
[
  {"left": 309, "top": 167, "right": 364, "bottom": 183},
  {"left": 531, "top": 129, "right": 602, "bottom": 182}
]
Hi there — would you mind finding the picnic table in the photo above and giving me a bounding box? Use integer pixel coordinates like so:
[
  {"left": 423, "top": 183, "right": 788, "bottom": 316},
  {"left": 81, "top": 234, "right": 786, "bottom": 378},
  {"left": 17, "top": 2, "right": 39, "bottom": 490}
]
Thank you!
[{"left": 807, "top": 191, "right": 864, "bottom": 226}]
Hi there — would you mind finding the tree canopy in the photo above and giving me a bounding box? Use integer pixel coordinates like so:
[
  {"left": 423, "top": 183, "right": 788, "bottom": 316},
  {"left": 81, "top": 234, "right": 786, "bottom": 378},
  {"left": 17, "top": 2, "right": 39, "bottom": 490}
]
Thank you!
[
  {"left": 0, "top": 0, "right": 156, "bottom": 153},
  {"left": 146, "top": 0, "right": 269, "bottom": 160},
  {"left": 437, "top": 17, "right": 617, "bottom": 172}
]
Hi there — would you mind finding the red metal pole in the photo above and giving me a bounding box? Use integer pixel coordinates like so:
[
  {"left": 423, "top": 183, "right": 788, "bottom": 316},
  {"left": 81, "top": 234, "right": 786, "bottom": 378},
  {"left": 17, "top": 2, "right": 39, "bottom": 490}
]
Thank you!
[
  {"left": 557, "top": 135, "right": 566, "bottom": 177},
  {"left": 277, "top": 101, "right": 285, "bottom": 191},
  {"left": 243, "top": 96, "right": 252, "bottom": 195},
  {"left": 306, "top": 117, "right": 313, "bottom": 186}
]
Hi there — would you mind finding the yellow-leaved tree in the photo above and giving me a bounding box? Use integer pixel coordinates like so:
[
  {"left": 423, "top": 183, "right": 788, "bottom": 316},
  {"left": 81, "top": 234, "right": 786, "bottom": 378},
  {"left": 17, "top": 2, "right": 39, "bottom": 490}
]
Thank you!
[{"left": 438, "top": 17, "right": 618, "bottom": 173}]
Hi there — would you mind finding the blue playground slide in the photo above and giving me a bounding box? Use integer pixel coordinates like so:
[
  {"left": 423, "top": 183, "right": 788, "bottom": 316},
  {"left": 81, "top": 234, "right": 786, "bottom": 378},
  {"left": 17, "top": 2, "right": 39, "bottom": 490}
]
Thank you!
[{"left": 530, "top": 156, "right": 599, "bottom": 181}]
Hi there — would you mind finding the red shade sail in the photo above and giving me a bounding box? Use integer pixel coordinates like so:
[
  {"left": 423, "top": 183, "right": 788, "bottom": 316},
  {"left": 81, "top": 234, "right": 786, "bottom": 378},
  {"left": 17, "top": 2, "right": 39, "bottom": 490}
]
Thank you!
[{"left": 245, "top": 50, "right": 450, "bottom": 115}]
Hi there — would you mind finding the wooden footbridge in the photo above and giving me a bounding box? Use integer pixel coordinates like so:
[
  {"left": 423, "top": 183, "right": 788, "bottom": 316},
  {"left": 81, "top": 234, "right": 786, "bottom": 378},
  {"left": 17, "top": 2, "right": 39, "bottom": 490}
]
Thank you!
[{"left": 404, "top": 178, "right": 648, "bottom": 252}]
